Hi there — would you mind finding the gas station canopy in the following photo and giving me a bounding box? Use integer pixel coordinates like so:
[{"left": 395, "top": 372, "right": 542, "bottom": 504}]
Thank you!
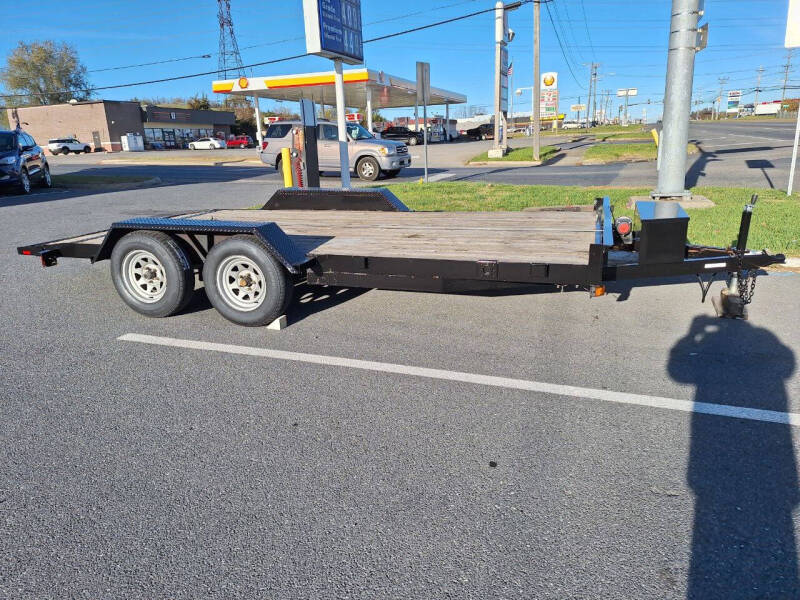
[{"left": 211, "top": 68, "right": 466, "bottom": 109}]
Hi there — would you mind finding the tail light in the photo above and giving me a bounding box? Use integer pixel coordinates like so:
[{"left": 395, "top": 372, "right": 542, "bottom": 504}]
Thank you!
[
  {"left": 614, "top": 216, "right": 634, "bottom": 244},
  {"left": 261, "top": 141, "right": 268, "bottom": 151}
]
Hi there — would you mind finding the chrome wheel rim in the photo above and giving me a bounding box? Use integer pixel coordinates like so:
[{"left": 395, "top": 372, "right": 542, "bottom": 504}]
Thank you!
[
  {"left": 21, "top": 171, "right": 30, "bottom": 192},
  {"left": 43, "top": 166, "right": 51, "bottom": 186},
  {"left": 360, "top": 160, "right": 375, "bottom": 178},
  {"left": 122, "top": 250, "right": 167, "bottom": 303},
  {"left": 217, "top": 255, "right": 266, "bottom": 311}
]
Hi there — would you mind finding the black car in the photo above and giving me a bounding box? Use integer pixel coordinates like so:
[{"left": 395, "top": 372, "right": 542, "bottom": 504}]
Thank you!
[
  {"left": 0, "top": 129, "right": 52, "bottom": 194},
  {"left": 380, "top": 126, "right": 424, "bottom": 146},
  {"left": 465, "top": 123, "right": 494, "bottom": 141}
]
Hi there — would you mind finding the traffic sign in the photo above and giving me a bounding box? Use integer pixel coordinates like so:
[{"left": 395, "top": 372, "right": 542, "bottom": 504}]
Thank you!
[
  {"left": 303, "top": 0, "right": 363, "bottom": 65},
  {"left": 570, "top": 104, "right": 586, "bottom": 112}
]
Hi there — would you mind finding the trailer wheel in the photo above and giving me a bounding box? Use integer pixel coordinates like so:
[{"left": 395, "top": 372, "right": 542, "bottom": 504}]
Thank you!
[
  {"left": 202, "top": 235, "right": 292, "bottom": 327},
  {"left": 110, "top": 231, "right": 194, "bottom": 318}
]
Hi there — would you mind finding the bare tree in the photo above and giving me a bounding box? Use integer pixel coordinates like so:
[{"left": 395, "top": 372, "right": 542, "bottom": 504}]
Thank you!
[{"left": 1, "top": 41, "right": 91, "bottom": 105}]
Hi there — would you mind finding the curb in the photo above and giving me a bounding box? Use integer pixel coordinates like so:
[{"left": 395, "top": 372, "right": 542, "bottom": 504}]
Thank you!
[
  {"left": 100, "top": 160, "right": 264, "bottom": 167},
  {"left": 467, "top": 160, "right": 543, "bottom": 167},
  {"left": 56, "top": 176, "right": 162, "bottom": 190}
]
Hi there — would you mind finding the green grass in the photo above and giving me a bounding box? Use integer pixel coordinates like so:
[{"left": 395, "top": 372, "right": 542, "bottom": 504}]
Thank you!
[
  {"left": 470, "top": 145, "right": 558, "bottom": 163},
  {"left": 598, "top": 131, "right": 653, "bottom": 141},
  {"left": 53, "top": 174, "right": 154, "bottom": 185},
  {"left": 583, "top": 142, "right": 658, "bottom": 163},
  {"left": 382, "top": 182, "right": 800, "bottom": 256}
]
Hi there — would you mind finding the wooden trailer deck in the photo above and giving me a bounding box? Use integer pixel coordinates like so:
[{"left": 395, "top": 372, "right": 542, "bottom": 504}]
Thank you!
[
  {"left": 192, "top": 209, "right": 599, "bottom": 265},
  {"left": 27, "top": 209, "right": 601, "bottom": 266}
]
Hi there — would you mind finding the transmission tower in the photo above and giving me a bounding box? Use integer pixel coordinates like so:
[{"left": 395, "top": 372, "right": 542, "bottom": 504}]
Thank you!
[{"left": 217, "top": 0, "right": 246, "bottom": 80}]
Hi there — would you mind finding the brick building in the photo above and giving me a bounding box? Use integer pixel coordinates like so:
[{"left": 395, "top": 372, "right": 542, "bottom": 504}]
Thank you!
[{"left": 7, "top": 101, "right": 236, "bottom": 152}]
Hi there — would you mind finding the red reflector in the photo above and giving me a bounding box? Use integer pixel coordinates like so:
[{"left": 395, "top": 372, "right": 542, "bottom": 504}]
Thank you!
[
  {"left": 616, "top": 221, "right": 631, "bottom": 235},
  {"left": 21, "top": 250, "right": 32, "bottom": 255},
  {"left": 261, "top": 141, "right": 269, "bottom": 150}
]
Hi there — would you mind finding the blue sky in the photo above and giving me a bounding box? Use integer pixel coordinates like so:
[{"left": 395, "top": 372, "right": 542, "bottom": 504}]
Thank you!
[{"left": 2, "top": 0, "right": 795, "bottom": 120}]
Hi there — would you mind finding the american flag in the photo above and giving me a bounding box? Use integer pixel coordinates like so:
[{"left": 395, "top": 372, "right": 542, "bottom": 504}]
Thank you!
[{"left": 507, "top": 62, "right": 513, "bottom": 76}]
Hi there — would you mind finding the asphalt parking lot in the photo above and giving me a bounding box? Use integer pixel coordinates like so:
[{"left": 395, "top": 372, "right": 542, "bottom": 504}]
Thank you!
[{"left": 2, "top": 177, "right": 800, "bottom": 598}]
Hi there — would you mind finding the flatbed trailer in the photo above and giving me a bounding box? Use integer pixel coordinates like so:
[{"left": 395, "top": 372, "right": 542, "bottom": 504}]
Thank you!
[{"left": 17, "top": 188, "right": 785, "bottom": 326}]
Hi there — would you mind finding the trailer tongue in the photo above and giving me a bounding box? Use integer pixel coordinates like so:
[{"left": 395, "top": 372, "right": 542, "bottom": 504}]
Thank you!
[{"left": 17, "top": 188, "right": 784, "bottom": 326}]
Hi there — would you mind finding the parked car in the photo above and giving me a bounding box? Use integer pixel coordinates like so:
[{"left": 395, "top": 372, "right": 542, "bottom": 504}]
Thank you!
[
  {"left": 465, "top": 123, "right": 494, "bottom": 140},
  {"left": 259, "top": 121, "right": 410, "bottom": 181},
  {"left": 561, "top": 121, "right": 582, "bottom": 130},
  {"left": 0, "top": 129, "right": 53, "bottom": 194},
  {"left": 380, "top": 126, "right": 424, "bottom": 146},
  {"left": 48, "top": 137, "right": 92, "bottom": 155},
  {"left": 189, "top": 137, "right": 226, "bottom": 150},
  {"left": 226, "top": 135, "right": 254, "bottom": 149}
]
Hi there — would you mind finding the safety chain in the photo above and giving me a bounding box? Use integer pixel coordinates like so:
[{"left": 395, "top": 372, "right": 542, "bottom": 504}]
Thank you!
[{"left": 737, "top": 252, "right": 757, "bottom": 305}]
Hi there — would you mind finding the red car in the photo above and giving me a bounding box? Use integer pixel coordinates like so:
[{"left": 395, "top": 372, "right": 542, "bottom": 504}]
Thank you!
[{"left": 226, "top": 135, "right": 254, "bottom": 149}]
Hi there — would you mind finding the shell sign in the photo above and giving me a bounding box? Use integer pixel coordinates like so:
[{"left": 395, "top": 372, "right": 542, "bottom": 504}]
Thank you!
[
  {"left": 541, "top": 72, "right": 558, "bottom": 89},
  {"left": 238, "top": 76, "right": 249, "bottom": 89}
]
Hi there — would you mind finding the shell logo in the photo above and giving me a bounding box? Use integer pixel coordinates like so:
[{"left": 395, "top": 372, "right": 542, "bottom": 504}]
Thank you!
[
  {"left": 543, "top": 74, "right": 555, "bottom": 87},
  {"left": 238, "top": 76, "right": 249, "bottom": 89}
]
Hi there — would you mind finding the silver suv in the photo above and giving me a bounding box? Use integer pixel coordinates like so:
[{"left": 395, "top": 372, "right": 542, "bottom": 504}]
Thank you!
[{"left": 260, "top": 121, "right": 410, "bottom": 181}]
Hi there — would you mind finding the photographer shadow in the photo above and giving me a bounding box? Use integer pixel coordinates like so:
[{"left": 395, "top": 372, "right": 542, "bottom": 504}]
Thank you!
[{"left": 668, "top": 316, "right": 798, "bottom": 598}]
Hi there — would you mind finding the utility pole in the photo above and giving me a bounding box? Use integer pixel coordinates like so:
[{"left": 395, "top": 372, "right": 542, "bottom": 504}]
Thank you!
[
  {"left": 782, "top": 50, "right": 793, "bottom": 100},
  {"left": 754, "top": 65, "right": 764, "bottom": 106},
  {"left": 532, "top": 0, "right": 541, "bottom": 160},
  {"left": 653, "top": 0, "right": 703, "bottom": 199},
  {"left": 592, "top": 66, "right": 599, "bottom": 124},
  {"left": 716, "top": 76, "right": 728, "bottom": 120},
  {"left": 585, "top": 64, "right": 594, "bottom": 128}
]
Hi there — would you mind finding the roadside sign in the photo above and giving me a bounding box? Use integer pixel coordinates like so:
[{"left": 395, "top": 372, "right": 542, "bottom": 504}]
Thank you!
[
  {"left": 541, "top": 89, "right": 559, "bottom": 118},
  {"left": 302, "top": 0, "right": 363, "bottom": 65},
  {"left": 345, "top": 113, "right": 362, "bottom": 122},
  {"left": 541, "top": 72, "right": 558, "bottom": 89},
  {"left": 787, "top": 0, "right": 800, "bottom": 48},
  {"left": 570, "top": 104, "right": 586, "bottom": 112},
  {"left": 416, "top": 61, "right": 430, "bottom": 105},
  {"left": 727, "top": 90, "right": 742, "bottom": 113},
  {"left": 499, "top": 47, "right": 509, "bottom": 112},
  {"left": 617, "top": 88, "right": 638, "bottom": 97}
]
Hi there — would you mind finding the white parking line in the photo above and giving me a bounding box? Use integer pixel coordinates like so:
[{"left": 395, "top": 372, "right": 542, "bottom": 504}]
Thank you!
[{"left": 119, "top": 333, "right": 800, "bottom": 427}]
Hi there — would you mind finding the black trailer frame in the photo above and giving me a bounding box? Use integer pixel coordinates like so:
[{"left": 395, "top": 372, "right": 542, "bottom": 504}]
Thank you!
[{"left": 17, "top": 188, "right": 785, "bottom": 321}]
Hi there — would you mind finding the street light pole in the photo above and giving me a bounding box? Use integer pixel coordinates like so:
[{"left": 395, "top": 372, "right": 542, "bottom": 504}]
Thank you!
[
  {"left": 652, "top": 0, "right": 702, "bottom": 199},
  {"left": 532, "top": 0, "right": 541, "bottom": 161}
]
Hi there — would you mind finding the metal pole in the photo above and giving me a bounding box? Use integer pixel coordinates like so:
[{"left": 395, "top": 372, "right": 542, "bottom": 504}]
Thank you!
[
  {"left": 788, "top": 107, "right": 800, "bottom": 195},
  {"left": 585, "top": 65, "right": 593, "bottom": 129},
  {"left": 253, "top": 95, "right": 264, "bottom": 147},
  {"left": 532, "top": 0, "right": 541, "bottom": 160},
  {"left": 782, "top": 50, "right": 793, "bottom": 101},
  {"left": 333, "top": 59, "right": 351, "bottom": 188},
  {"left": 445, "top": 101, "right": 450, "bottom": 142},
  {"left": 423, "top": 99, "right": 428, "bottom": 182},
  {"left": 366, "top": 88, "right": 373, "bottom": 134},
  {"left": 653, "top": 0, "right": 700, "bottom": 198},
  {"left": 509, "top": 70, "right": 513, "bottom": 135},
  {"left": 624, "top": 92, "right": 629, "bottom": 126}
]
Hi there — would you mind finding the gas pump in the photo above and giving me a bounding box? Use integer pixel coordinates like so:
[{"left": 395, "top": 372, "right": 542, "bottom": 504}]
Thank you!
[{"left": 288, "top": 99, "right": 320, "bottom": 188}]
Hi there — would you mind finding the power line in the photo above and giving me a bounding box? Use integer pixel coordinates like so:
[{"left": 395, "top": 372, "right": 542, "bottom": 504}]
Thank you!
[
  {"left": 543, "top": 0, "right": 585, "bottom": 88},
  {"left": 0, "top": 2, "right": 540, "bottom": 101},
  {"left": 579, "top": 0, "right": 596, "bottom": 60},
  {"left": 88, "top": 54, "right": 212, "bottom": 73}
]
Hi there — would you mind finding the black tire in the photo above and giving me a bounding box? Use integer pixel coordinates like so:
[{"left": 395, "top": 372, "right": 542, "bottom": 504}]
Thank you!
[
  {"left": 202, "top": 235, "right": 292, "bottom": 327},
  {"left": 407, "top": 136, "right": 418, "bottom": 146},
  {"left": 189, "top": 143, "right": 196, "bottom": 150},
  {"left": 110, "top": 231, "right": 194, "bottom": 318},
  {"left": 39, "top": 163, "right": 53, "bottom": 188},
  {"left": 61, "top": 146, "right": 70, "bottom": 155},
  {"left": 17, "top": 169, "right": 31, "bottom": 194},
  {"left": 83, "top": 146, "right": 91, "bottom": 154},
  {"left": 385, "top": 169, "right": 401, "bottom": 178},
  {"left": 356, "top": 156, "right": 381, "bottom": 181},
  {"left": 275, "top": 155, "right": 282, "bottom": 171}
]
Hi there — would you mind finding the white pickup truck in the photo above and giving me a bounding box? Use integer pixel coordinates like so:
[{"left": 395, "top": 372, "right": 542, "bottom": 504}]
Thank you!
[{"left": 48, "top": 138, "right": 92, "bottom": 155}]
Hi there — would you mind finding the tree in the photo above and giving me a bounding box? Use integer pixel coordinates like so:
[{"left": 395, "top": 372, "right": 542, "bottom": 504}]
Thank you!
[
  {"left": 187, "top": 94, "right": 211, "bottom": 110},
  {"left": 1, "top": 41, "right": 91, "bottom": 105}
]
